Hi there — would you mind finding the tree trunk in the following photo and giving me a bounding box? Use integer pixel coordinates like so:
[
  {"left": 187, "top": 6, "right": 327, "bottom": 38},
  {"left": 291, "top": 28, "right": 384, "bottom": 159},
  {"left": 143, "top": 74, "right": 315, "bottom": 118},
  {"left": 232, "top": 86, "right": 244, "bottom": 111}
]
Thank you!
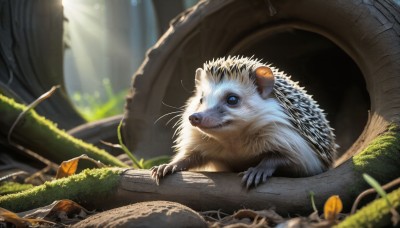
[{"left": 0, "top": 0, "right": 84, "bottom": 130}]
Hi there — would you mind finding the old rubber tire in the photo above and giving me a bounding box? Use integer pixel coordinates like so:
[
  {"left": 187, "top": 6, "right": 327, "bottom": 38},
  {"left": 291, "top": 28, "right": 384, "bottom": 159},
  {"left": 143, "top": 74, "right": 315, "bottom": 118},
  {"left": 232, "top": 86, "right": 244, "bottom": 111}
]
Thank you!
[{"left": 123, "top": 0, "right": 400, "bottom": 162}]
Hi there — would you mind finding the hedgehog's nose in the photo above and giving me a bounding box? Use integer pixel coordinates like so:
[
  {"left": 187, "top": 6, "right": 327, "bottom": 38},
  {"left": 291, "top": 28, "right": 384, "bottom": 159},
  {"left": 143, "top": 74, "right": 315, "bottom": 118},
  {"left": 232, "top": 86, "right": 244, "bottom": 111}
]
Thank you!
[{"left": 189, "top": 113, "right": 202, "bottom": 126}]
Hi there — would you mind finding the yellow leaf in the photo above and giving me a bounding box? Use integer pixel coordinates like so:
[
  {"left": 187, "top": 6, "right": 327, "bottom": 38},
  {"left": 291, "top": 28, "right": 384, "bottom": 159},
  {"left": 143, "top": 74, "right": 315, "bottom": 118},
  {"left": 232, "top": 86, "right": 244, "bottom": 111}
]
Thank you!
[
  {"left": 324, "top": 195, "right": 343, "bottom": 221},
  {"left": 55, "top": 157, "right": 80, "bottom": 179}
]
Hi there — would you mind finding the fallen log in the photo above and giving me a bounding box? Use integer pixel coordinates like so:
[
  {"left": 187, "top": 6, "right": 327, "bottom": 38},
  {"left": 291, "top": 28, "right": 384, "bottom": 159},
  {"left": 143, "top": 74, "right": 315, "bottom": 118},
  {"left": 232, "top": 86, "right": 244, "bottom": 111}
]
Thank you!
[
  {"left": 0, "top": 94, "right": 127, "bottom": 168},
  {"left": 113, "top": 163, "right": 356, "bottom": 215},
  {"left": 1, "top": 124, "right": 399, "bottom": 217},
  {"left": 110, "top": 125, "right": 400, "bottom": 214}
]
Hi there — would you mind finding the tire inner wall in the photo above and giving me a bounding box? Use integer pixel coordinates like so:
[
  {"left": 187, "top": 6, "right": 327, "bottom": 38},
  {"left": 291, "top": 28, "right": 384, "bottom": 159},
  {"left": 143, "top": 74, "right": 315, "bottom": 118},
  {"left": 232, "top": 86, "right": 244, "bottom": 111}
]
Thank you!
[{"left": 229, "top": 29, "right": 370, "bottom": 156}]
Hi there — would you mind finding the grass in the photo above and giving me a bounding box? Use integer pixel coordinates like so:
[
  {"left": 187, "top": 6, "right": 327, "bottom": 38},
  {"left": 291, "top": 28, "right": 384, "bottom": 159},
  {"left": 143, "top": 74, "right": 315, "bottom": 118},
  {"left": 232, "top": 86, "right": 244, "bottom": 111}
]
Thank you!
[{"left": 71, "top": 78, "right": 126, "bottom": 122}]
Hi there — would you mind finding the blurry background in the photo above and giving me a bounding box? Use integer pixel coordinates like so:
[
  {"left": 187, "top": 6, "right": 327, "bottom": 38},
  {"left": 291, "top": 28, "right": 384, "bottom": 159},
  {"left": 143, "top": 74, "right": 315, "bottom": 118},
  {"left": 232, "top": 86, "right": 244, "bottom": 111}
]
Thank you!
[{"left": 62, "top": 0, "right": 198, "bottom": 121}]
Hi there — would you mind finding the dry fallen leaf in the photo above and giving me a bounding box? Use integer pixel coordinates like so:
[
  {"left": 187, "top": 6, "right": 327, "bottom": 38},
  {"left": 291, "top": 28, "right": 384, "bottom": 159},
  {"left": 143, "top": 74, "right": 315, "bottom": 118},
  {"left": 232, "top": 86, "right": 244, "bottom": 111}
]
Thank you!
[
  {"left": 0, "top": 207, "right": 54, "bottom": 227},
  {"left": 19, "top": 199, "right": 92, "bottom": 225},
  {"left": 55, "top": 156, "right": 80, "bottom": 179},
  {"left": 324, "top": 195, "right": 343, "bottom": 221},
  {"left": 55, "top": 154, "right": 105, "bottom": 179}
]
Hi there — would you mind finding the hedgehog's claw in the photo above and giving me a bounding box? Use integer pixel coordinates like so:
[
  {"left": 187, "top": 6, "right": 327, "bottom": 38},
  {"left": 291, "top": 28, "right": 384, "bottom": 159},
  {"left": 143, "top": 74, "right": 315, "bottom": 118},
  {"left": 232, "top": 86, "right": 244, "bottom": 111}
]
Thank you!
[
  {"left": 241, "top": 163, "right": 275, "bottom": 189},
  {"left": 151, "top": 164, "right": 170, "bottom": 185},
  {"left": 151, "top": 162, "right": 185, "bottom": 185}
]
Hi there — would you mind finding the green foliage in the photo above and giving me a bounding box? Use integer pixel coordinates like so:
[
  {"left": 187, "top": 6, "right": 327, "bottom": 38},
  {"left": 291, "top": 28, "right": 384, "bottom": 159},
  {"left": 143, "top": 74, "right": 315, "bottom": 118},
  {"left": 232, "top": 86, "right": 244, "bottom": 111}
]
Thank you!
[
  {"left": 363, "top": 173, "right": 392, "bottom": 208},
  {"left": 71, "top": 78, "right": 126, "bottom": 122},
  {"left": 117, "top": 120, "right": 170, "bottom": 169},
  {"left": 117, "top": 119, "right": 142, "bottom": 168},
  {"left": 309, "top": 191, "right": 318, "bottom": 212},
  {"left": 337, "top": 187, "right": 400, "bottom": 228},
  {"left": 141, "top": 156, "right": 170, "bottom": 169}
]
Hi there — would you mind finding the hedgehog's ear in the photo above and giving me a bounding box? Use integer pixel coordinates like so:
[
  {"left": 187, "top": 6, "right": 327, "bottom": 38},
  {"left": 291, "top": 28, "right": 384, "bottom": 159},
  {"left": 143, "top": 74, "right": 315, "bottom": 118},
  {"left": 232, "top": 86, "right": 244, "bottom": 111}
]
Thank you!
[
  {"left": 254, "top": 66, "right": 275, "bottom": 99},
  {"left": 195, "top": 68, "right": 204, "bottom": 85}
]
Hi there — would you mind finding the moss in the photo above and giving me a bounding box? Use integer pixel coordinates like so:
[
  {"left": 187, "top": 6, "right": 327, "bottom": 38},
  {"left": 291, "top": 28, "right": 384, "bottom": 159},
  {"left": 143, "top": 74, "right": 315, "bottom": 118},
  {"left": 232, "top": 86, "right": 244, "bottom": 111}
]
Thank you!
[
  {"left": 337, "top": 187, "right": 400, "bottom": 228},
  {"left": 0, "top": 182, "right": 34, "bottom": 195},
  {"left": 0, "top": 94, "right": 128, "bottom": 167},
  {"left": 0, "top": 168, "right": 124, "bottom": 212},
  {"left": 352, "top": 124, "right": 400, "bottom": 187},
  {"left": 353, "top": 124, "right": 400, "bottom": 189}
]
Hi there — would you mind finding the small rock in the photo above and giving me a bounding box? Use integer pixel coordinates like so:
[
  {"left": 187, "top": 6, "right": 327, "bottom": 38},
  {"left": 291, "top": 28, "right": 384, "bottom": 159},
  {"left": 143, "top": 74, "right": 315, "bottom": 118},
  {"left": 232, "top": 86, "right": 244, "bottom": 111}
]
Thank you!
[{"left": 72, "top": 201, "right": 207, "bottom": 228}]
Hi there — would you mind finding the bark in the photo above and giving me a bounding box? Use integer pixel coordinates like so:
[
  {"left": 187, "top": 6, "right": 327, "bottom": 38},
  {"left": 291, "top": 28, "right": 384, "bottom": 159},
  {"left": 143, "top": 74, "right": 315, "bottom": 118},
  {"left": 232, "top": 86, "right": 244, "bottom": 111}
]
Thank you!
[
  {"left": 0, "top": 94, "right": 127, "bottom": 168},
  {"left": 113, "top": 164, "right": 357, "bottom": 215},
  {"left": 1, "top": 125, "right": 398, "bottom": 216},
  {"left": 0, "top": 0, "right": 84, "bottom": 129},
  {"left": 109, "top": 122, "right": 400, "bottom": 214},
  {"left": 152, "top": 0, "right": 185, "bottom": 35}
]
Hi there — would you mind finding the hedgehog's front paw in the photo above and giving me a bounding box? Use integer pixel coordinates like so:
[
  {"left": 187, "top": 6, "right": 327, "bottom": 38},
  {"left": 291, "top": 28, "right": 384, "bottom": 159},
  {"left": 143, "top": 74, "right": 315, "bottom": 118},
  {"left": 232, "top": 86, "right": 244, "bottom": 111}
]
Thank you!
[
  {"left": 150, "top": 163, "right": 179, "bottom": 185},
  {"left": 241, "top": 166, "right": 275, "bottom": 189}
]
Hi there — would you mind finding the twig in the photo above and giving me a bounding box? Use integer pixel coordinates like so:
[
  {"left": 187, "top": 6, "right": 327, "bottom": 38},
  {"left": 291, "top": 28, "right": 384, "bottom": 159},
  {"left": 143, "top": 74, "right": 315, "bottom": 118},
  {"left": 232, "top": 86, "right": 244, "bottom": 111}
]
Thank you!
[
  {"left": 200, "top": 210, "right": 229, "bottom": 220},
  {"left": 0, "top": 171, "right": 28, "bottom": 182},
  {"left": 100, "top": 140, "right": 122, "bottom": 149},
  {"left": 24, "top": 166, "right": 53, "bottom": 184},
  {"left": 7, "top": 85, "right": 60, "bottom": 144},
  {"left": 351, "top": 177, "right": 400, "bottom": 214},
  {"left": 79, "top": 154, "right": 106, "bottom": 168},
  {"left": 6, "top": 86, "right": 61, "bottom": 171}
]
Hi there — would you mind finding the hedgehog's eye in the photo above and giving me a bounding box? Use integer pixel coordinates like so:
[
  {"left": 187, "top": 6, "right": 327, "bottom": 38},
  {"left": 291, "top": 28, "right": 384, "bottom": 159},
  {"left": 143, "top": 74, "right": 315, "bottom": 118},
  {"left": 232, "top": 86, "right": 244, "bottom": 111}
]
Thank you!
[
  {"left": 199, "top": 97, "right": 203, "bottom": 104},
  {"left": 226, "top": 95, "right": 239, "bottom": 106}
]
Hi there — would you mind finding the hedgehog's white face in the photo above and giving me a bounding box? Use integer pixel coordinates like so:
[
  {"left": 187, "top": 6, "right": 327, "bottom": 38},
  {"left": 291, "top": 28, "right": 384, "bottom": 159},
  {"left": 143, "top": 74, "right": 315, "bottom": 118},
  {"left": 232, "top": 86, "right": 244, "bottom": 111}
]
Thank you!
[{"left": 185, "top": 68, "right": 268, "bottom": 139}]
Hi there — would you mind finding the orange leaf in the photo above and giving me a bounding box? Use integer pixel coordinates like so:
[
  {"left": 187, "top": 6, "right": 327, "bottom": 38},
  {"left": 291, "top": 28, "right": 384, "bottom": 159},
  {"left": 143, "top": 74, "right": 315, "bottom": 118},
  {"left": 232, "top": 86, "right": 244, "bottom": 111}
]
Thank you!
[
  {"left": 55, "top": 155, "right": 105, "bottom": 179},
  {"left": 0, "top": 207, "right": 29, "bottom": 227},
  {"left": 324, "top": 195, "right": 343, "bottom": 221},
  {"left": 55, "top": 157, "right": 80, "bottom": 179},
  {"left": 0, "top": 207, "right": 52, "bottom": 227}
]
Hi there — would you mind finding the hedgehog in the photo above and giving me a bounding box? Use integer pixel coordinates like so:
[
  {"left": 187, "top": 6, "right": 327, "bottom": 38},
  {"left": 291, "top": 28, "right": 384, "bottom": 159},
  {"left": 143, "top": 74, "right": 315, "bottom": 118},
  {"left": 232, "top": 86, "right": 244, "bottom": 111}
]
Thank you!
[{"left": 151, "top": 56, "right": 337, "bottom": 188}]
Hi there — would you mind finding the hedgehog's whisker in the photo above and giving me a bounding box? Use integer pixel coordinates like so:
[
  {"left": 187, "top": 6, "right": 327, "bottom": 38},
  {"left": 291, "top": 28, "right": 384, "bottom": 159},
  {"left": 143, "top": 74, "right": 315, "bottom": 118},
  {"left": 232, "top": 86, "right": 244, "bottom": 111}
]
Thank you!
[
  {"left": 166, "top": 113, "right": 183, "bottom": 126},
  {"left": 172, "top": 123, "right": 183, "bottom": 138},
  {"left": 172, "top": 118, "right": 183, "bottom": 129},
  {"left": 154, "top": 111, "right": 183, "bottom": 124},
  {"left": 161, "top": 101, "right": 184, "bottom": 111}
]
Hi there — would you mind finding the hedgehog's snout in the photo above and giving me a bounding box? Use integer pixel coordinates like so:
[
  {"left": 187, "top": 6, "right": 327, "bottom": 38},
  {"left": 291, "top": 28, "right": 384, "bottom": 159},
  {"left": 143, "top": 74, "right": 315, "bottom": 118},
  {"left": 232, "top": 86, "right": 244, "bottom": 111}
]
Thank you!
[{"left": 189, "top": 113, "right": 203, "bottom": 127}]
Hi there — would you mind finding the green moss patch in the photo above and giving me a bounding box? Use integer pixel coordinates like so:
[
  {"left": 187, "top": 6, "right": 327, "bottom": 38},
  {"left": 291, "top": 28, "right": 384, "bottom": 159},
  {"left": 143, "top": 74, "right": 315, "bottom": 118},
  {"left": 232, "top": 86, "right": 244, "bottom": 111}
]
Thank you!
[
  {"left": 353, "top": 125, "right": 400, "bottom": 185},
  {"left": 0, "top": 168, "right": 124, "bottom": 212},
  {"left": 0, "top": 182, "right": 34, "bottom": 195},
  {"left": 337, "top": 187, "right": 400, "bottom": 227},
  {"left": 0, "top": 94, "right": 128, "bottom": 167}
]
